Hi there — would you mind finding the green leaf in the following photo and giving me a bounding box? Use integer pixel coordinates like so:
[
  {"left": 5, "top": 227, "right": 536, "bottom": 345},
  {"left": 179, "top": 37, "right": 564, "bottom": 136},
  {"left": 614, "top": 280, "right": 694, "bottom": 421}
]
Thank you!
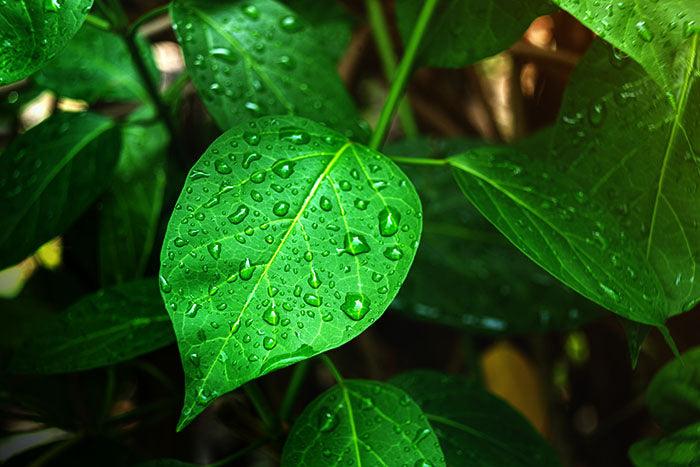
[
  {"left": 281, "top": 379, "right": 445, "bottom": 466},
  {"left": 170, "top": 0, "right": 367, "bottom": 139},
  {"left": 35, "top": 26, "right": 159, "bottom": 103},
  {"left": 283, "top": 0, "right": 353, "bottom": 62},
  {"left": 449, "top": 38, "right": 700, "bottom": 325},
  {"left": 0, "top": 0, "right": 93, "bottom": 84},
  {"left": 552, "top": 0, "right": 699, "bottom": 89},
  {"left": 0, "top": 111, "right": 121, "bottom": 270},
  {"left": 396, "top": 0, "right": 553, "bottom": 68},
  {"left": 99, "top": 108, "right": 168, "bottom": 285},
  {"left": 391, "top": 370, "right": 561, "bottom": 467},
  {"left": 621, "top": 319, "right": 651, "bottom": 368},
  {"left": 629, "top": 422, "right": 700, "bottom": 467},
  {"left": 387, "top": 138, "right": 600, "bottom": 335},
  {"left": 159, "top": 116, "right": 422, "bottom": 430},
  {"left": 8, "top": 279, "right": 173, "bottom": 374},
  {"left": 646, "top": 347, "right": 700, "bottom": 433}
]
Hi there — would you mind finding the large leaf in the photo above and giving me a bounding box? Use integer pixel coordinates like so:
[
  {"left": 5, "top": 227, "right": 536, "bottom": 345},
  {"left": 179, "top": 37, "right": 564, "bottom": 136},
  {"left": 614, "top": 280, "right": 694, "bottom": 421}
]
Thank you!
[
  {"left": 391, "top": 370, "right": 560, "bottom": 467},
  {"left": 629, "top": 422, "right": 700, "bottom": 467},
  {"left": 553, "top": 0, "right": 699, "bottom": 89},
  {"left": 387, "top": 138, "right": 600, "bottom": 335},
  {"left": 8, "top": 279, "right": 173, "bottom": 374},
  {"left": 646, "top": 347, "right": 700, "bottom": 433},
  {"left": 283, "top": 0, "right": 353, "bottom": 62},
  {"left": 396, "top": 0, "right": 552, "bottom": 68},
  {"left": 0, "top": 111, "right": 120, "bottom": 269},
  {"left": 170, "top": 0, "right": 366, "bottom": 139},
  {"left": 159, "top": 116, "right": 422, "bottom": 429},
  {"left": 99, "top": 109, "right": 168, "bottom": 285},
  {"left": 450, "top": 38, "right": 699, "bottom": 325},
  {"left": 281, "top": 379, "right": 445, "bottom": 466},
  {"left": 35, "top": 26, "right": 159, "bottom": 103},
  {"left": 0, "top": 0, "right": 93, "bottom": 84}
]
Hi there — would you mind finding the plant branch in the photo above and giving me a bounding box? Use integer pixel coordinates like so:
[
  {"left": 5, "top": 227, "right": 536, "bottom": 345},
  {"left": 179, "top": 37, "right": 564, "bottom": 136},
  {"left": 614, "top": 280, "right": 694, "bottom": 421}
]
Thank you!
[
  {"left": 243, "top": 382, "right": 279, "bottom": 435},
  {"left": 85, "top": 14, "right": 112, "bottom": 31},
  {"left": 320, "top": 354, "right": 345, "bottom": 387},
  {"left": 127, "top": 4, "right": 170, "bottom": 39},
  {"left": 365, "top": 0, "right": 419, "bottom": 139},
  {"left": 279, "top": 360, "right": 310, "bottom": 423},
  {"left": 369, "top": 0, "right": 438, "bottom": 150},
  {"left": 390, "top": 155, "right": 448, "bottom": 167}
]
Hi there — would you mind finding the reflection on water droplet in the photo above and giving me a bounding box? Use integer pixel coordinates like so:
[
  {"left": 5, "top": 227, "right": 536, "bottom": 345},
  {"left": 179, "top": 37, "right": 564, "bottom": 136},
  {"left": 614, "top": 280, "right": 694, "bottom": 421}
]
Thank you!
[
  {"left": 273, "top": 201, "right": 290, "bottom": 217},
  {"left": 279, "top": 14, "right": 303, "bottom": 32},
  {"left": 341, "top": 293, "right": 371, "bottom": 320},
  {"left": 383, "top": 246, "right": 404, "bottom": 261},
  {"left": 239, "top": 258, "right": 256, "bottom": 280},
  {"left": 186, "top": 302, "right": 201, "bottom": 318},
  {"left": 228, "top": 204, "right": 250, "bottom": 224},
  {"left": 320, "top": 196, "right": 332, "bottom": 211},
  {"left": 635, "top": 20, "right": 654, "bottom": 42},
  {"left": 378, "top": 207, "right": 401, "bottom": 237},
  {"left": 159, "top": 275, "right": 172, "bottom": 293},
  {"left": 272, "top": 159, "right": 296, "bottom": 178},
  {"left": 263, "top": 336, "right": 277, "bottom": 350},
  {"left": 279, "top": 126, "right": 310, "bottom": 145},
  {"left": 318, "top": 408, "right": 338, "bottom": 432},
  {"left": 303, "top": 292, "right": 322, "bottom": 307}
]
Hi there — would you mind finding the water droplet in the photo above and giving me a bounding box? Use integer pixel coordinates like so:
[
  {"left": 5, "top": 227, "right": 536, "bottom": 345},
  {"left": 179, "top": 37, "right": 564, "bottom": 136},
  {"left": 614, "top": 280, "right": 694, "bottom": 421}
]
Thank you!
[
  {"left": 308, "top": 268, "right": 322, "bottom": 288},
  {"left": 354, "top": 198, "right": 369, "bottom": 210},
  {"left": 599, "top": 283, "right": 620, "bottom": 302},
  {"left": 318, "top": 408, "right": 338, "bottom": 432},
  {"left": 339, "top": 232, "right": 371, "bottom": 256},
  {"left": 279, "top": 14, "right": 303, "bottom": 33},
  {"left": 588, "top": 101, "right": 606, "bottom": 127},
  {"left": 262, "top": 307, "right": 280, "bottom": 326},
  {"left": 210, "top": 47, "right": 237, "bottom": 63},
  {"left": 159, "top": 274, "right": 172, "bottom": 293},
  {"left": 228, "top": 204, "right": 250, "bottom": 224},
  {"left": 242, "top": 152, "right": 261, "bottom": 169},
  {"left": 279, "top": 126, "right": 310, "bottom": 144},
  {"left": 319, "top": 196, "right": 332, "bottom": 211},
  {"left": 242, "top": 130, "right": 261, "bottom": 146},
  {"left": 239, "top": 258, "right": 256, "bottom": 280},
  {"left": 635, "top": 20, "right": 654, "bottom": 42},
  {"left": 272, "top": 159, "right": 296, "bottom": 178},
  {"left": 242, "top": 3, "right": 260, "bottom": 19},
  {"left": 303, "top": 292, "right": 322, "bottom": 307},
  {"left": 341, "top": 293, "right": 371, "bottom": 320},
  {"left": 263, "top": 336, "right": 277, "bottom": 350},
  {"left": 174, "top": 237, "right": 188, "bottom": 247},
  {"left": 207, "top": 242, "right": 222, "bottom": 260},
  {"left": 44, "top": 0, "right": 61, "bottom": 12},
  {"left": 186, "top": 302, "right": 201, "bottom": 318},
  {"left": 273, "top": 201, "right": 290, "bottom": 217},
  {"left": 378, "top": 207, "right": 401, "bottom": 237},
  {"left": 383, "top": 246, "right": 404, "bottom": 261}
]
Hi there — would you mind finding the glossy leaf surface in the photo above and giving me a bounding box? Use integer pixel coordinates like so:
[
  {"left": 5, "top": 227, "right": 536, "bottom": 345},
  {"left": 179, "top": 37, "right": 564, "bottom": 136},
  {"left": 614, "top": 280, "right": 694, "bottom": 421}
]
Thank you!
[
  {"left": 170, "top": 0, "right": 366, "bottom": 139},
  {"left": 99, "top": 109, "right": 168, "bottom": 285},
  {"left": 388, "top": 139, "right": 600, "bottom": 335},
  {"left": 450, "top": 39, "right": 699, "bottom": 325},
  {"left": 0, "top": 0, "right": 93, "bottom": 84},
  {"left": 646, "top": 347, "right": 700, "bottom": 432},
  {"left": 553, "top": 0, "right": 699, "bottom": 89},
  {"left": 391, "top": 370, "right": 560, "bottom": 466},
  {"left": 159, "top": 116, "right": 422, "bottom": 429},
  {"left": 9, "top": 279, "right": 173, "bottom": 374},
  {"left": 629, "top": 422, "right": 700, "bottom": 467},
  {"left": 397, "top": 0, "right": 552, "bottom": 68},
  {"left": 36, "top": 27, "right": 159, "bottom": 103},
  {"left": 281, "top": 379, "right": 445, "bottom": 466},
  {"left": 283, "top": 0, "right": 353, "bottom": 62},
  {"left": 0, "top": 111, "right": 120, "bottom": 269}
]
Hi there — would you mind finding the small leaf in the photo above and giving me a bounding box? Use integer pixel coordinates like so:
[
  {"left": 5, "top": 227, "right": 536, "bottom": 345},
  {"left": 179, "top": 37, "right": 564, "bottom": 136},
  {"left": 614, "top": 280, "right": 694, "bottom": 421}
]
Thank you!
[
  {"left": 397, "top": 0, "right": 553, "bottom": 68},
  {"left": 0, "top": 0, "right": 93, "bottom": 84},
  {"left": 36, "top": 26, "right": 159, "bottom": 103},
  {"left": 170, "top": 0, "right": 367, "bottom": 139},
  {"left": 450, "top": 38, "right": 700, "bottom": 325},
  {"left": 160, "top": 116, "right": 422, "bottom": 429},
  {"left": 8, "top": 279, "right": 173, "bottom": 374},
  {"left": 646, "top": 347, "right": 700, "bottom": 433},
  {"left": 0, "top": 111, "right": 121, "bottom": 270},
  {"left": 281, "top": 379, "right": 445, "bottom": 466},
  {"left": 629, "top": 421, "right": 700, "bottom": 467},
  {"left": 99, "top": 108, "right": 169, "bottom": 285},
  {"left": 553, "top": 0, "right": 699, "bottom": 89},
  {"left": 391, "top": 370, "right": 561, "bottom": 467},
  {"left": 387, "top": 138, "right": 601, "bottom": 335}
]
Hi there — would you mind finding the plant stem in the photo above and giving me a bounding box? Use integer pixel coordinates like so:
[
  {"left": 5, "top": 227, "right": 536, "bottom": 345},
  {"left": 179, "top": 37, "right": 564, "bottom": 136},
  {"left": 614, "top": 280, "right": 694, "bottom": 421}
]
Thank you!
[
  {"left": 127, "top": 4, "right": 170, "bottom": 38},
  {"left": 365, "top": 0, "right": 419, "bottom": 139},
  {"left": 85, "top": 14, "right": 112, "bottom": 31},
  {"left": 279, "top": 360, "right": 310, "bottom": 422},
  {"left": 243, "top": 382, "right": 278, "bottom": 434},
  {"left": 369, "top": 0, "right": 438, "bottom": 150},
  {"left": 320, "top": 354, "right": 345, "bottom": 387},
  {"left": 390, "top": 155, "right": 448, "bottom": 167}
]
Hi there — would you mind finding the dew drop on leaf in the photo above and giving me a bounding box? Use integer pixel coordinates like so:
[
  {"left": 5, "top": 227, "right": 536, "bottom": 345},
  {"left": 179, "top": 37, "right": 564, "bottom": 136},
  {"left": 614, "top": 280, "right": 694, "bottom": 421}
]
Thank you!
[
  {"left": 383, "top": 246, "right": 404, "bottom": 261},
  {"left": 228, "top": 204, "right": 249, "bottom": 224},
  {"left": 317, "top": 408, "right": 338, "bottom": 432},
  {"left": 341, "top": 293, "right": 371, "bottom": 321},
  {"left": 378, "top": 206, "right": 401, "bottom": 237},
  {"left": 239, "top": 258, "right": 256, "bottom": 280},
  {"left": 340, "top": 232, "right": 371, "bottom": 256}
]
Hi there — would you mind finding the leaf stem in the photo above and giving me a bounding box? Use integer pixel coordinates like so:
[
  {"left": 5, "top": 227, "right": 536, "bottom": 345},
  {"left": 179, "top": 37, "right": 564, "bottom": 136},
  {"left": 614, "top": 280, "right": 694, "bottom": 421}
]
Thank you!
[
  {"left": 127, "top": 4, "right": 170, "bottom": 39},
  {"left": 390, "top": 155, "right": 448, "bottom": 167},
  {"left": 243, "top": 382, "right": 279, "bottom": 434},
  {"left": 365, "top": 0, "right": 419, "bottom": 139},
  {"left": 84, "top": 14, "right": 112, "bottom": 31},
  {"left": 320, "top": 354, "right": 345, "bottom": 387},
  {"left": 279, "top": 360, "right": 310, "bottom": 422},
  {"left": 369, "top": 0, "right": 438, "bottom": 150}
]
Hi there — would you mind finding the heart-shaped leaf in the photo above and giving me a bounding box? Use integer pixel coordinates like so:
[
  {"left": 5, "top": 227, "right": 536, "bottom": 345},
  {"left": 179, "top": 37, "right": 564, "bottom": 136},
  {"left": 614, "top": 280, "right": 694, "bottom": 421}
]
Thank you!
[
  {"left": 159, "top": 116, "right": 422, "bottom": 429},
  {"left": 450, "top": 38, "right": 699, "bottom": 325},
  {"left": 553, "top": 0, "right": 699, "bottom": 89},
  {"left": 391, "top": 370, "right": 561, "bottom": 466},
  {"left": 8, "top": 279, "right": 173, "bottom": 374},
  {"left": 397, "top": 0, "right": 553, "bottom": 68},
  {"left": 0, "top": 0, "right": 93, "bottom": 84},
  {"left": 170, "top": 0, "right": 367, "bottom": 139},
  {"left": 0, "top": 111, "right": 121, "bottom": 270},
  {"left": 281, "top": 379, "right": 445, "bottom": 466},
  {"left": 36, "top": 27, "right": 159, "bottom": 103}
]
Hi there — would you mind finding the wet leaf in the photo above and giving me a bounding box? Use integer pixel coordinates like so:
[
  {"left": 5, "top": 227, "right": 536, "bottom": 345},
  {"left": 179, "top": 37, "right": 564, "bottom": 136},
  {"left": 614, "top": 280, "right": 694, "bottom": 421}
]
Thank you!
[
  {"left": 283, "top": 0, "right": 353, "bottom": 62},
  {"left": 629, "top": 422, "right": 700, "bottom": 467},
  {"left": 281, "top": 379, "right": 445, "bottom": 466},
  {"left": 391, "top": 370, "right": 560, "bottom": 466},
  {"left": 0, "top": 0, "right": 93, "bottom": 84},
  {"left": 0, "top": 111, "right": 121, "bottom": 270},
  {"left": 159, "top": 116, "right": 421, "bottom": 429},
  {"left": 450, "top": 39, "right": 700, "bottom": 325},
  {"left": 170, "top": 0, "right": 367, "bottom": 139},
  {"left": 8, "top": 279, "right": 173, "bottom": 374}
]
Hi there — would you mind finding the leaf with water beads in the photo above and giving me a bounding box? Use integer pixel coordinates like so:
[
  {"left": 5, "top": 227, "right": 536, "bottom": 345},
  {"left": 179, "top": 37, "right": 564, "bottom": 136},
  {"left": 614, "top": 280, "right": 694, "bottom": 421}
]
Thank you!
[
  {"left": 281, "top": 379, "right": 445, "bottom": 466},
  {"left": 159, "top": 116, "right": 422, "bottom": 430}
]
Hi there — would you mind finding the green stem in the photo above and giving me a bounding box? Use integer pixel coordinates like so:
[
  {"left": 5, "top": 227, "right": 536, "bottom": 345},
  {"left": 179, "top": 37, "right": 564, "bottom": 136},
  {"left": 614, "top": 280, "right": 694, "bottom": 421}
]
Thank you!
[
  {"left": 369, "top": 0, "right": 438, "bottom": 150},
  {"left": 279, "top": 360, "right": 310, "bottom": 422},
  {"left": 85, "top": 14, "right": 112, "bottom": 31},
  {"left": 365, "top": 0, "right": 419, "bottom": 139},
  {"left": 390, "top": 155, "right": 447, "bottom": 166},
  {"left": 164, "top": 71, "right": 191, "bottom": 105},
  {"left": 320, "top": 354, "right": 345, "bottom": 387},
  {"left": 127, "top": 4, "right": 170, "bottom": 38},
  {"left": 243, "top": 383, "right": 278, "bottom": 434}
]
